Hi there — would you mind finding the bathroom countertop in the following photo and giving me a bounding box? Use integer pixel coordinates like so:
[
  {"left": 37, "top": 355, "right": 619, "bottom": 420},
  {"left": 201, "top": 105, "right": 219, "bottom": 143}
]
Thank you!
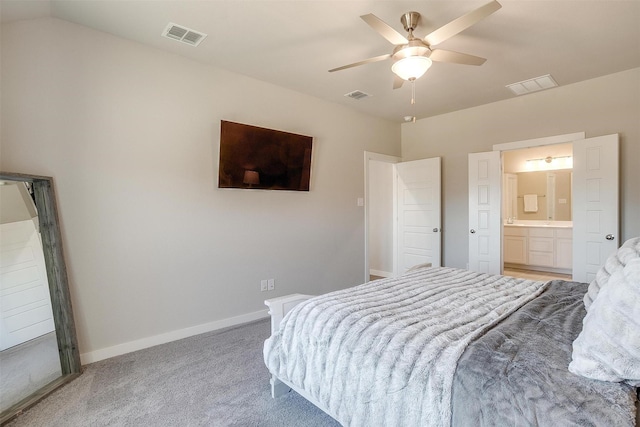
[{"left": 504, "top": 221, "right": 573, "bottom": 228}]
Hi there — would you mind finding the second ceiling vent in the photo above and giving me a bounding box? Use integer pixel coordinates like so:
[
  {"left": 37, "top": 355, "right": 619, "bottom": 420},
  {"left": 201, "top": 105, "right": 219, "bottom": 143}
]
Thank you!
[
  {"left": 162, "top": 23, "right": 207, "bottom": 47},
  {"left": 344, "top": 90, "right": 372, "bottom": 100}
]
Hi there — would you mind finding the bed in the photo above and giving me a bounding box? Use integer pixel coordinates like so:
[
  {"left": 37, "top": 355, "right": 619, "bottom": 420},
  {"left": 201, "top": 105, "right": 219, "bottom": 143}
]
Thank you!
[{"left": 263, "top": 238, "right": 640, "bottom": 426}]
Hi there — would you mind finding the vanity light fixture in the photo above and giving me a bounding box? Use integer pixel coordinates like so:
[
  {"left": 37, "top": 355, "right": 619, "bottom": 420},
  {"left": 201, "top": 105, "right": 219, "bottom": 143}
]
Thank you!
[{"left": 525, "top": 155, "right": 572, "bottom": 171}]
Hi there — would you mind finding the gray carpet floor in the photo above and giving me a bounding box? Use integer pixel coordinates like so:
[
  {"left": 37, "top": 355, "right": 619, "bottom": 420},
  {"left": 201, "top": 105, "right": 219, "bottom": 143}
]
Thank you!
[{"left": 7, "top": 319, "right": 340, "bottom": 426}]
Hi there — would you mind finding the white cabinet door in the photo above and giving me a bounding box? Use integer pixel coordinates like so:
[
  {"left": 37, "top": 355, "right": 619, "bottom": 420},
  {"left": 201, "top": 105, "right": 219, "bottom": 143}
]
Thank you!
[
  {"left": 504, "top": 236, "right": 527, "bottom": 264},
  {"left": 572, "top": 134, "right": 619, "bottom": 282},
  {"left": 556, "top": 236, "right": 573, "bottom": 269},
  {"left": 468, "top": 151, "right": 501, "bottom": 274},
  {"left": 395, "top": 158, "right": 441, "bottom": 274}
]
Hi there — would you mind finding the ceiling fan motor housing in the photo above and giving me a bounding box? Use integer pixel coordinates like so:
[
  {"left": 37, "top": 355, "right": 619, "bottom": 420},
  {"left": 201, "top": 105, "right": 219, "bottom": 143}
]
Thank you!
[
  {"left": 392, "top": 39, "right": 431, "bottom": 62},
  {"left": 394, "top": 12, "right": 431, "bottom": 63}
]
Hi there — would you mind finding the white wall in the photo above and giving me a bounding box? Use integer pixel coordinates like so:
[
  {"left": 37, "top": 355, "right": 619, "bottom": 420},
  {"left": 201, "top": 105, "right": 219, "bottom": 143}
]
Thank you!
[
  {"left": 1, "top": 17, "right": 400, "bottom": 362},
  {"left": 402, "top": 68, "right": 640, "bottom": 269}
]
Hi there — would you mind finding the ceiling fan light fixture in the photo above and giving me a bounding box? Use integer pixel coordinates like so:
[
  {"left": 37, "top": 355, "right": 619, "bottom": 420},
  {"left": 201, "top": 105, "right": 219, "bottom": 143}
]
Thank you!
[{"left": 391, "top": 56, "right": 432, "bottom": 81}]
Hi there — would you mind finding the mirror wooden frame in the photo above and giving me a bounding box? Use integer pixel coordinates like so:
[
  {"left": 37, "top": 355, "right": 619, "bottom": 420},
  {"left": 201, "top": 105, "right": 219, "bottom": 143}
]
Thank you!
[{"left": 0, "top": 172, "right": 81, "bottom": 425}]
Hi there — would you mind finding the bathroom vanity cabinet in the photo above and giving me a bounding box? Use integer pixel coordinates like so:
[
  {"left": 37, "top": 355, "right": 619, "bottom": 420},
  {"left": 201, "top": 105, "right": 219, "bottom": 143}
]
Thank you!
[{"left": 504, "top": 223, "right": 572, "bottom": 273}]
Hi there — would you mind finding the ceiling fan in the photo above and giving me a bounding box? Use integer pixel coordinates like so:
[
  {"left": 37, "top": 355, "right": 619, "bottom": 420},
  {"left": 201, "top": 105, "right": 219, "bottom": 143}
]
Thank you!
[{"left": 329, "top": 0, "right": 502, "bottom": 89}]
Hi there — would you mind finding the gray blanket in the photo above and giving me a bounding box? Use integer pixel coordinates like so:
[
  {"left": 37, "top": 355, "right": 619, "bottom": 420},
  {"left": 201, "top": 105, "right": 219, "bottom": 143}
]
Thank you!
[
  {"left": 264, "top": 267, "right": 547, "bottom": 426},
  {"left": 452, "top": 280, "right": 638, "bottom": 427}
]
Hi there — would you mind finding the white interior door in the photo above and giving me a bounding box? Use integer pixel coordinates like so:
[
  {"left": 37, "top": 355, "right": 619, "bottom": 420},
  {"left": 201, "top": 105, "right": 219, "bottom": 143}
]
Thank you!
[
  {"left": 468, "top": 151, "right": 501, "bottom": 274},
  {"left": 572, "top": 134, "right": 619, "bottom": 282},
  {"left": 0, "top": 220, "right": 55, "bottom": 350},
  {"left": 395, "top": 157, "right": 441, "bottom": 275}
]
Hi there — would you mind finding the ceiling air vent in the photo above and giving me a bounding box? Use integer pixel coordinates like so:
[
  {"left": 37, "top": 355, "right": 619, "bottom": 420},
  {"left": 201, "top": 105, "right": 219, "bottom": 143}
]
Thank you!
[
  {"left": 162, "top": 23, "right": 207, "bottom": 47},
  {"left": 344, "top": 90, "right": 372, "bottom": 100},
  {"left": 506, "top": 74, "right": 558, "bottom": 96}
]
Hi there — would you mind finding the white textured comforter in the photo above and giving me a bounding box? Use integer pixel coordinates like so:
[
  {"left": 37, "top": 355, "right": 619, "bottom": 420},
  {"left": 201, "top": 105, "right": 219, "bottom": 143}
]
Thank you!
[{"left": 264, "top": 267, "right": 547, "bottom": 426}]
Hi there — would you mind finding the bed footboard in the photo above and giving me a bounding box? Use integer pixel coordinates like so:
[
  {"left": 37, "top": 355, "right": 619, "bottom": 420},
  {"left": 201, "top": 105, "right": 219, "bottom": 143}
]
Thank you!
[
  {"left": 264, "top": 293, "right": 314, "bottom": 334},
  {"left": 265, "top": 293, "right": 314, "bottom": 398}
]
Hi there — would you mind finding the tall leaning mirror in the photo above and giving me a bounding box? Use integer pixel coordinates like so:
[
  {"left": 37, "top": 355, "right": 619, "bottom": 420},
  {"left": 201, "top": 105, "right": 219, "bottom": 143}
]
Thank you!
[{"left": 0, "top": 172, "right": 81, "bottom": 425}]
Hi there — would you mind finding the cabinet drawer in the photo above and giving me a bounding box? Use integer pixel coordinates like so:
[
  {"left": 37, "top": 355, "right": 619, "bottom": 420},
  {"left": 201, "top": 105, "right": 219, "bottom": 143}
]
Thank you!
[
  {"left": 555, "top": 228, "right": 572, "bottom": 239},
  {"left": 528, "top": 251, "right": 555, "bottom": 267},
  {"left": 528, "top": 227, "right": 554, "bottom": 238},
  {"left": 504, "top": 227, "right": 527, "bottom": 237},
  {"left": 529, "top": 237, "right": 554, "bottom": 253}
]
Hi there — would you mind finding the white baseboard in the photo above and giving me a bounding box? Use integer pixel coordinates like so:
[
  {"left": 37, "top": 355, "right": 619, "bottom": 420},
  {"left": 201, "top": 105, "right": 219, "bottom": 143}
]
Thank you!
[
  {"left": 369, "top": 269, "right": 392, "bottom": 278},
  {"left": 80, "top": 309, "right": 269, "bottom": 365}
]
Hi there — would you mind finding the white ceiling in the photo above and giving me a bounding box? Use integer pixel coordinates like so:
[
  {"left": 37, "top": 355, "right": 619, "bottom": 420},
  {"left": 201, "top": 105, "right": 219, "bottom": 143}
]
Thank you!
[{"left": 2, "top": 0, "right": 639, "bottom": 123}]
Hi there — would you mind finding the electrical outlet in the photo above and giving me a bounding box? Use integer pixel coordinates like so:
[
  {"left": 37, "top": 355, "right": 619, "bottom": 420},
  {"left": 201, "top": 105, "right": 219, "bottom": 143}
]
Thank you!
[
  {"left": 260, "top": 279, "right": 268, "bottom": 292},
  {"left": 268, "top": 279, "right": 275, "bottom": 290}
]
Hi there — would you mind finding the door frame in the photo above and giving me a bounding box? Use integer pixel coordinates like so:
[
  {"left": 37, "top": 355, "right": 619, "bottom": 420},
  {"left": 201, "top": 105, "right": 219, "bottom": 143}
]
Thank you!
[
  {"left": 482, "top": 132, "right": 586, "bottom": 274},
  {"left": 364, "top": 152, "right": 400, "bottom": 282}
]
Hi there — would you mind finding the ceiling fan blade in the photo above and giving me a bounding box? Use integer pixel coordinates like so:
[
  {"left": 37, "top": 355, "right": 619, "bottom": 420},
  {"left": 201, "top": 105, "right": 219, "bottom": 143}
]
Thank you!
[
  {"left": 360, "top": 14, "right": 409, "bottom": 45},
  {"left": 393, "top": 75, "right": 404, "bottom": 89},
  {"left": 424, "top": 0, "right": 502, "bottom": 47},
  {"left": 328, "top": 53, "right": 391, "bottom": 73},
  {"left": 429, "top": 49, "right": 487, "bottom": 66}
]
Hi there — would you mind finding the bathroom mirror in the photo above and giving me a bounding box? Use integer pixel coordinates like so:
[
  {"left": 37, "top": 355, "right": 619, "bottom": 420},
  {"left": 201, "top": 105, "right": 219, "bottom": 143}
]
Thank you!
[
  {"left": 502, "top": 143, "right": 573, "bottom": 223},
  {"left": 516, "top": 170, "right": 572, "bottom": 221},
  {"left": 0, "top": 172, "right": 81, "bottom": 424}
]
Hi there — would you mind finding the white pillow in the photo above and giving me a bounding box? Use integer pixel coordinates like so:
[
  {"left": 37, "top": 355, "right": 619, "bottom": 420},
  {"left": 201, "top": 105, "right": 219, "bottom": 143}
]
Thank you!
[
  {"left": 584, "top": 237, "right": 640, "bottom": 309},
  {"left": 569, "top": 257, "right": 640, "bottom": 386}
]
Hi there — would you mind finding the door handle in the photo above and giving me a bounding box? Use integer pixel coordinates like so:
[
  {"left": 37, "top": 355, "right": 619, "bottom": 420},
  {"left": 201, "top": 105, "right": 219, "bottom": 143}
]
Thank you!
[
  {"left": 605, "top": 234, "right": 615, "bottom": 241},
  {"left": 470, "top": 229, "right": 476, "bottom": 234}
]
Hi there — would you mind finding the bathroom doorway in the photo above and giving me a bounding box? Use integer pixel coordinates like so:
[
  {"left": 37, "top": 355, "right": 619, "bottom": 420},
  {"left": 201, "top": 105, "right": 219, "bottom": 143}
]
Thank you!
[
  {"left": 502, "top": 143, "right": 574, "bottom": 276},
  {"left": 469, "top": 132, "right": 619, "bottom": 282}
]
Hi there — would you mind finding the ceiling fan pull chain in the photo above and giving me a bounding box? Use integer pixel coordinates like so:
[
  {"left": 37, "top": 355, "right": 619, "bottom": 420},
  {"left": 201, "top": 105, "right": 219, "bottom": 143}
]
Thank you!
[
  {"left": 411, "top": 79, "right": 416, "bottom": 123},
  {"left": 411, "top": 79, "right": 417, "bottom": 122},
  {"left": 411, "top": 78, "right": 416, "bottom": 105}
]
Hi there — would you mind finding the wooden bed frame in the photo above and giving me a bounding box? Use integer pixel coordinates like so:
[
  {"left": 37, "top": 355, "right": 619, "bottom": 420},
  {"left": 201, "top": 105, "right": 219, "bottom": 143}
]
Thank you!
[{"left": 265, "top": 294, "right": 640, "bottom": 426}]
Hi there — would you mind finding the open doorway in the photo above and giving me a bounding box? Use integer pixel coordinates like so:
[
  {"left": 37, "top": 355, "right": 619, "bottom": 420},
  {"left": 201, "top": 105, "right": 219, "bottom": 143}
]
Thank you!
[
  {"left": 502, "top": 143, "right": 574, "bottom": 277},
  {"left": 469, "top": 132, "right": 619, "bottom": 283},
  {"left": 364, "top": 152, "right": 399, "bottom": 281},
  {"left": 365, "top": 152, "right": 442, "bottom": 281}
]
